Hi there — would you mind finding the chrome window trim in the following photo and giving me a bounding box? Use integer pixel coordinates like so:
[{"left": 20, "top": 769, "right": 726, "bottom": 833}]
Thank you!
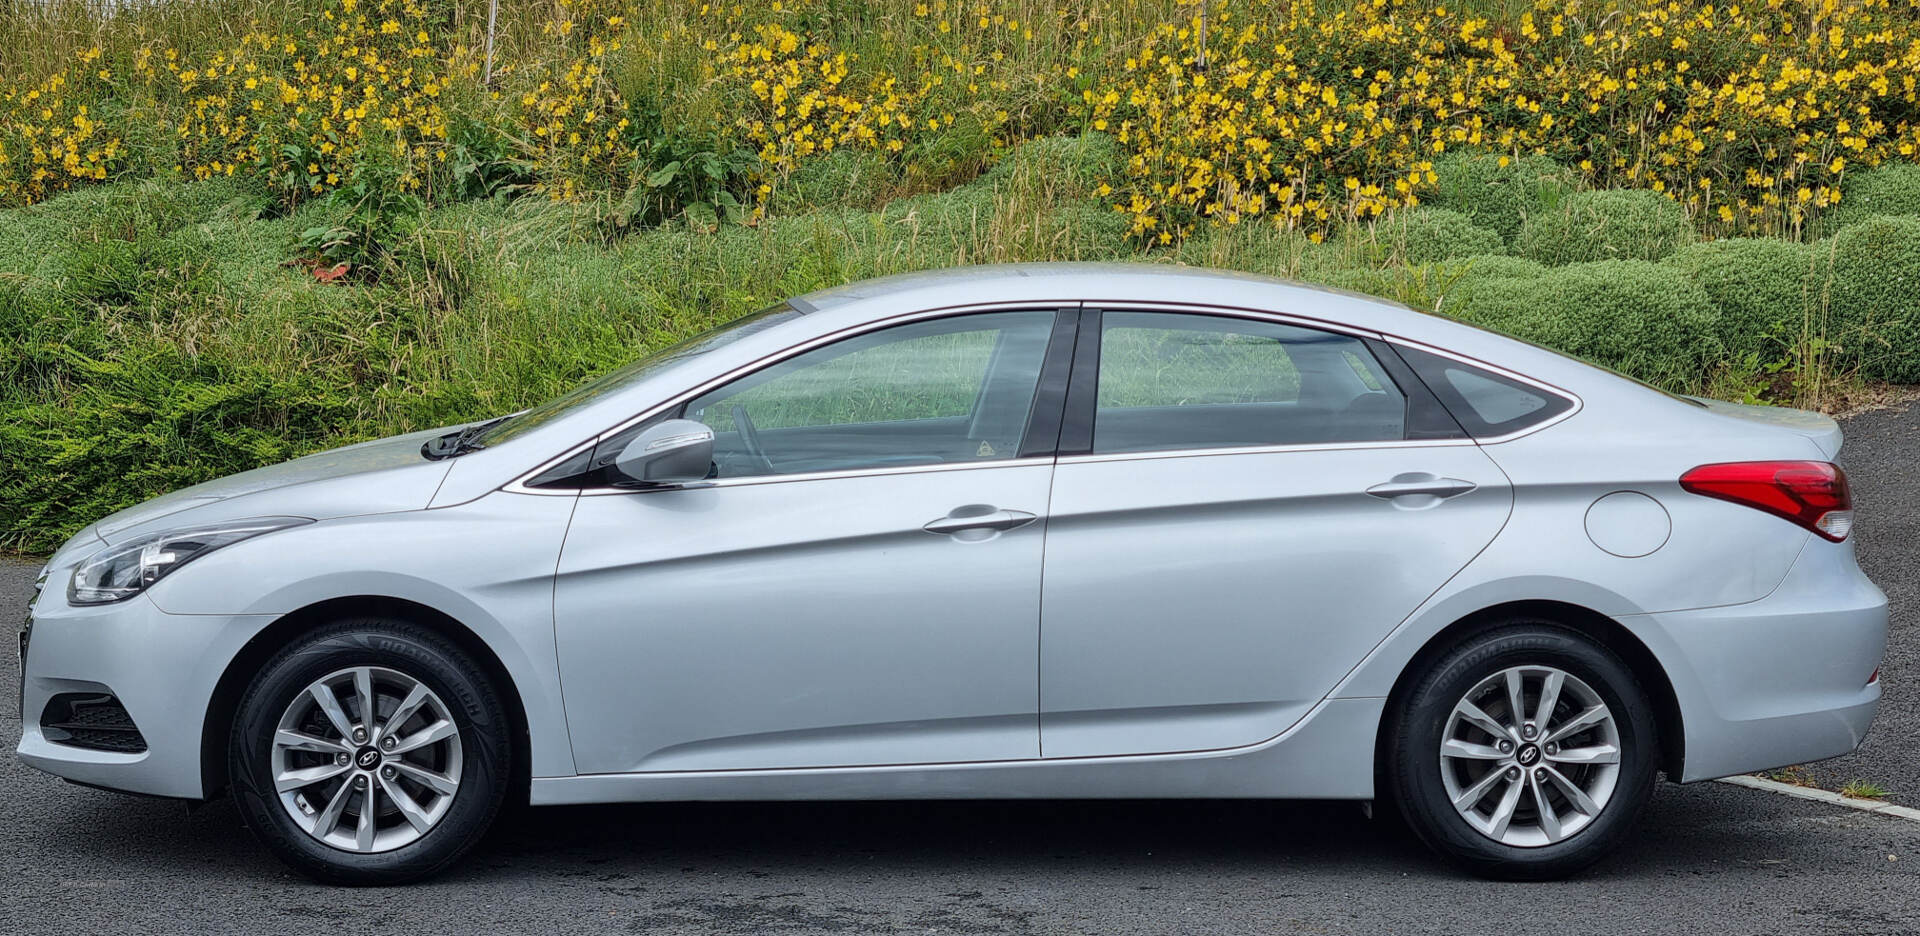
[
  {"left": 586, "top": 456, "right": 1052, "bottom": 496},
  {"left": 1087, "top": 300, "right": 1385, "bottom": 342},
  {"left": 1055, "top": 437, "right": 1477, "bottom": 467},
  {"left": 1381, "top": 336, "right": 1585, "bottom": 444},
  {"left": 502, "top": 301, "right": 1071, "bottom": 496}
]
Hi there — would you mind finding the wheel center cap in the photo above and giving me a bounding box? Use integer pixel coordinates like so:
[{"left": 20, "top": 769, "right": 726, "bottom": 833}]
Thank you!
[
  {"left": 1515, "top": 743, "right": 1541, "bottom": 766},
  {"left": 354, "top": 747, "right": 382, "bottom": 770}
]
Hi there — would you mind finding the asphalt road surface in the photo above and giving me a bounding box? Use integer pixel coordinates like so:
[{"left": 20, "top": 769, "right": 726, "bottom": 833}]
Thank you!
[{"left": 3, "top": 403, "right": 1916, "bottom": 935}]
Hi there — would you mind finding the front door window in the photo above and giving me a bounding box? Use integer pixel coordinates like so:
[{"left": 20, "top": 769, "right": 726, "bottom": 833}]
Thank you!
[{"left": 683, "top": 311, "right": 1056, "bottom": 478}]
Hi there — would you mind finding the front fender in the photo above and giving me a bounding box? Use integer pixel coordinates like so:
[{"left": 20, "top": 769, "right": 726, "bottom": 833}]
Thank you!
[{"left": 141, "top": 491, "right": 581, "bottom": 780}]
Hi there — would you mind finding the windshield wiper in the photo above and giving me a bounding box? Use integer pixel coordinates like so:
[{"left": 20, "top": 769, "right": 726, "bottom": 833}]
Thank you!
[{"left": 421, "top": 414, "right": 514, "bottom": 460}]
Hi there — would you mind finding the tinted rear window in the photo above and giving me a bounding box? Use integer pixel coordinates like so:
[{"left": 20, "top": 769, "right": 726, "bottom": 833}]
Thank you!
[{"left": 1394, "top": 344, "right": 1574, "bottom": 438}]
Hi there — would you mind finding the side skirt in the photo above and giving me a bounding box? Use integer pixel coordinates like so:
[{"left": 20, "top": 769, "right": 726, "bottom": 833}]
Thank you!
[{"left": 530, "top": 697, "right": 1383, "bottom": 805}]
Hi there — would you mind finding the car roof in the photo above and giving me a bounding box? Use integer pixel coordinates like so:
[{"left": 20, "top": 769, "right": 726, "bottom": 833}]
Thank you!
[{"left": 790, "top": 262, "right": 1421, "bottom": 332}]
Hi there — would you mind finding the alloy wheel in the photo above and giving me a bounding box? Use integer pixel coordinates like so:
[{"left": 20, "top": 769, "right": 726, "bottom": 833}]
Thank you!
[
  {"left": 269, "top": 666, "right": 463, "bottom": 853},
  {"left": 1438, "top": 665, "right": 1622, "bottom": 847}
]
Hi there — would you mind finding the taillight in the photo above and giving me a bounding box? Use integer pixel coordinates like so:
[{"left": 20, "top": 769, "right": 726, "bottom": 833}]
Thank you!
[{"left": 1680, "top": 461, "right": 1853, "bottom": 541}]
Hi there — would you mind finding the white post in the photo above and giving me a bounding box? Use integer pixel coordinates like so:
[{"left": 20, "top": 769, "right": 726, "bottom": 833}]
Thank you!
[{"left": 483, "top": 0, "right": 499, "bottom": 85}]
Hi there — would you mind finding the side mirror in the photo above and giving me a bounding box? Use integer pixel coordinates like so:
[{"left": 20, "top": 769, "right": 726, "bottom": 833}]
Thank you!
[{"left": 613, "top": 419, "right": 714, "bottom": 486}]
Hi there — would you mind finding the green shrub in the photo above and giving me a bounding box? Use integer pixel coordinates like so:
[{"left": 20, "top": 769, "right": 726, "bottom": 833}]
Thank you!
[
  {"left": 604, "top": 135, "right": 760, "bottom": 233},
  {"left": 864, "top": 134, "right": 1131, "bottom": 264},
  {"left": 18, "top": 158, "right": 1920, "bottom": 554},
  {"left": 1424, "top": 152, "right": 1579, "bottom": 243},
  {"left": 296, "top": 153, "right": 427, "bottom": 276},
  {"left": 1823, "top": 215, "right": 1920, "bottom": 382},
  {"left": 52, "top": 221, "right": 225, "bottom": 312},
  {"left": 1821, "top": 162, "right": 1920, "bottom": 235},
  {"left": 1173, "top": 223, "right": 1321, "bottom": 279},
  {"left": 0, "top": 348, "right": 354, "bottom": 553},
  {"left": 443, "top": 112, "right": 535, "bottom": 202},
  {"left": 768, "top": 149, "right": 893, "bottom": 214},
  {"left": 1423, "top": 253, "right": 1551, "bottom": 319},
  {"left": 1436, "top": 253, "right": 1551, "bottom": 282},
  {"left": 1190, "top": 208, "right": 1504, "bottom": 303},
  {"left": 1516, "top": 189, "right": 1692, "bottom": 265},
  {"left": 1663, "top": 238, "right": 1823, "bottom": 362},
  {"left": 1299, "top": 262, "right": 1396, "bottom": 299},
  {"left": 897, "top": 112, "right": 1003, "bottom": 194},
  {"left": 2, "top": 137, "right": 1137, "bottom": 551},
  {"left": 1345, "top": 207, "right": 1505, "bottom": 265},
  {"left": 1441, "top": 259, "right": 1722, "bottom": 391},
  {"left": 974, "top": 133, "right": 1121, "bottom": 195},
  {"left": 0, "top": 277, "right": 74, "bottom": 393}
]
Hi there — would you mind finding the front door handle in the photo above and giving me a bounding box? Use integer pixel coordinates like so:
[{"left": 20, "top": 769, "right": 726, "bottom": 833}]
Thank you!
[
  {"left": 923, "top": 505, "right": 1038, "bottom": 538},
  {"left": 1366, "top": 474, "right": 1477, "bottom": 500}
]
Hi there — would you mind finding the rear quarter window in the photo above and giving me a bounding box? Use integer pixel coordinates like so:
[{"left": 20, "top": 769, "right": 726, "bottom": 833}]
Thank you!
[{"left": 1393, "top": 344, "right": 1574, "bottom": 438}]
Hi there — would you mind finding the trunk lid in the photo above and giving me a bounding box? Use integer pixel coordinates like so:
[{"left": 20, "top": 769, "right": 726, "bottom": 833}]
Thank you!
[{"left": 1687, "top": 397, "right": 1844, "bottom": 459}]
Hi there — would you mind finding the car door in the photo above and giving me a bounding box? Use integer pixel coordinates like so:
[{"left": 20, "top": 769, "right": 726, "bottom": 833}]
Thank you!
[
  {"left": 1038, "top": 308, "right": 1514, "bottom": 759},
  {"left": 553, "top": 308, "right": 1072, "bottom": 774}
]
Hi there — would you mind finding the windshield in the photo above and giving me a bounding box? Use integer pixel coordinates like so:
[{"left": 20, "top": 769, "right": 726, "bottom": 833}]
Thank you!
[{"left": 475, "top": 303, "right": 804, "bottom": 448}]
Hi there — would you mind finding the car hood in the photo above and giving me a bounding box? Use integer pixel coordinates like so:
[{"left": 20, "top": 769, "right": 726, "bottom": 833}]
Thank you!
[{"left": 85, "top": 426, "right": 459, "bottom": 547}]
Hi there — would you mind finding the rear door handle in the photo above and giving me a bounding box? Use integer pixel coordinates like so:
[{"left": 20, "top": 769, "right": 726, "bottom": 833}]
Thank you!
[
  {"left": 923, "top": 505, "right": 1038, "bottom": 537},
  {"left": 1366, "top": 474, "right": 1477, "bottom": 500}
]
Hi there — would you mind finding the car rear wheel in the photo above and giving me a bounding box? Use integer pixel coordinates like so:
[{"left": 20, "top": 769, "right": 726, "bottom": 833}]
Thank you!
[
  {"left": 1387, "top": 622, "right": 1659, "bottom": 880},
  {"left": 229, "top": 618, "right": 510, "bottom": 885}
]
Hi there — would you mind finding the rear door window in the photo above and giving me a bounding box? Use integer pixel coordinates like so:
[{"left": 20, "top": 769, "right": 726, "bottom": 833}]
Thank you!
[{"left": 1091, "top": 311, "right": 1408, "bottom": 454}]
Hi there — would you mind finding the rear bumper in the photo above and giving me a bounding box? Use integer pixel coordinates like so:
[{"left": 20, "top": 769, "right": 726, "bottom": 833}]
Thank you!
[{"left": 1631, "top": 538, "right": 1886, "bottom": 782}]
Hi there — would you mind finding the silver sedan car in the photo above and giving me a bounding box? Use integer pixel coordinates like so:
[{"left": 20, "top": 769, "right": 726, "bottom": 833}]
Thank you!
[{"left": 17, "top": 264, "right": 1885, "bottom": 883}]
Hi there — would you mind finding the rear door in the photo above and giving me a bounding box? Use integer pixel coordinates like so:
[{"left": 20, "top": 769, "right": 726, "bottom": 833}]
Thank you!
[{"left": 1037, "top": 309, "right": 1514, "bottom": 758}]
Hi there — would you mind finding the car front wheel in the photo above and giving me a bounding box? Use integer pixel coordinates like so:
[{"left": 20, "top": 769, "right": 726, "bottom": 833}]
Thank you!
[
  {"left": 1387, "top": 622, "right": 1659, "bottom": 880},
  {"left": 229, "top": 618, "right": 511, "bottom": 884}
]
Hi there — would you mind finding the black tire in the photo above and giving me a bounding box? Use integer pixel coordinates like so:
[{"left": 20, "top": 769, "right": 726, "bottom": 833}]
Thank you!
[
  {"left": 1387, "top": 622, "right": 1658, "bottom": 881},
  {"left": 229, "top": 618, "right": 511, "bottom": 885}
]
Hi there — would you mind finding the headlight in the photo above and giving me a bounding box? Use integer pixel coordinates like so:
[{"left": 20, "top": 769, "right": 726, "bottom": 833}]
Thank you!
[{"left": 68, "top": 517, "right": 312, "bottom": 605}]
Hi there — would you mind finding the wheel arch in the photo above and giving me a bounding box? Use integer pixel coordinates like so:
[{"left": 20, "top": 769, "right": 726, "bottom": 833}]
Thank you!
[
  {"left": 199, "top": 595, "right": 532, "bottom": 804},
  {"left": 1374, "top": 599, "right": 1685, "bottom": 782}
]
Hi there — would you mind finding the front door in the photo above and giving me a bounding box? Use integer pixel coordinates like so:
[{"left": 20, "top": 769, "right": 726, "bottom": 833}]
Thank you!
[
  {"left": 1038, "top": 310, "right": 1513, "bottom": 758},
  {"left": 554, "top": 309, "right": 1065, "bottom": 774}
]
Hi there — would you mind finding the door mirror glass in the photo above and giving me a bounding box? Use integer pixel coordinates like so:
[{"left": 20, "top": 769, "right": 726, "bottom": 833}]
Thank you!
[{"left": 613, "top": 419, "right": 715, "bottom": 485}]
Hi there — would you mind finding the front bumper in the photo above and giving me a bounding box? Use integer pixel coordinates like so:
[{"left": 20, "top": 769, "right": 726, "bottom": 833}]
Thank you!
[
  {"left": 1632, "top": 537, "right": 1888, "bottom": 783},
  {"left": 17, "top": 582, "right": 274, "bottom": 800},
  {"left": 17, "top": 565, "right": 41, "bottom": 718}
]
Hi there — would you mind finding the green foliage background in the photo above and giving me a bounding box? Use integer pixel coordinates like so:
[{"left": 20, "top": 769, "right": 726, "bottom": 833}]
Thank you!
[{"left": 3, "top": 138, "right": 1920, "bottom": 554}]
